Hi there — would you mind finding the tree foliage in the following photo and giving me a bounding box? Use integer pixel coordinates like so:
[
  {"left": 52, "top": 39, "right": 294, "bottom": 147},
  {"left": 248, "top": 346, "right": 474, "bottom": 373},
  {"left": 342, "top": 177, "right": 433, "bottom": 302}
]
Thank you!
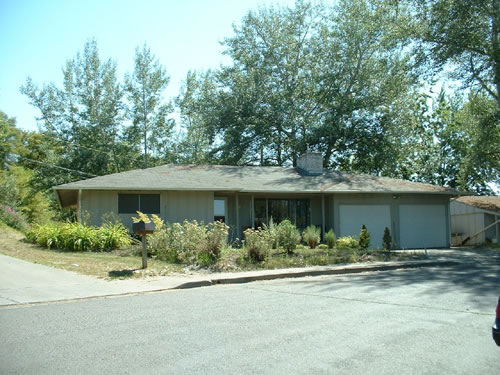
[
  {"left": 124, "top": 43, "right": 174, "bottom": 168},
  {"left": 12, "top": 0, "right": 500, "bottom": 199},
  {"left": 405, "top": 0, "right": 500, "bottom": 108}
]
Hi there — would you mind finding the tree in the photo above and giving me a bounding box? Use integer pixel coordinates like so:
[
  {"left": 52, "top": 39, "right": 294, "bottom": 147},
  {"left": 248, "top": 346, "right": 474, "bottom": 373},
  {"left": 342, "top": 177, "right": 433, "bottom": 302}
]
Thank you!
[
  {"left": 178, "top": 0, "right": 415, "bottom": 170},
  {"left": 175, "top": 71, "right": 216, "bottom": 164},
  {"left": 124, "top": 43, "right": 174, "bottom": 168},
  {"left": 21, "top": 40, "right": 126, "bottom": 178},
  {"left": 406, "top": 0, "right": 500, "bottom": 110},
  {"left": 359, "top": 224, "right": 371, "bottom": 250},
  {"left": 0, "top": 111, "right": 21, "bottom": 170},
  {"left": 383, "top": 227, "right": 393, "bottom": 251},
  {"left": 384, "top": 89, "right": 499, "bottom": 193}
]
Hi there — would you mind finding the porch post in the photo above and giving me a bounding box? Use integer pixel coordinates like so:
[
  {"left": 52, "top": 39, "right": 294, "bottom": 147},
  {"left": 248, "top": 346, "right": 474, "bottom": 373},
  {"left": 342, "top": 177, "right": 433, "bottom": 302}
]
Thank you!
[
  {"left": 321, "top": 195, "right": 325, "bottom": 242},
  {"left": 251, "top": 195, "right": 255, "bottom": 228},
  {"left": 236, "top": 194, "right": 240, "bottom": 240},
  {"left": 77, "top": 189, "right": 82, "bottom": 222}
]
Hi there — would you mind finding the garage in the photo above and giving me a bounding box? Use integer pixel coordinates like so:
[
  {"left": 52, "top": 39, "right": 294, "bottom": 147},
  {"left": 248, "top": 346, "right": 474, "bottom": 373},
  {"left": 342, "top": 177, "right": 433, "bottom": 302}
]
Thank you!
[
  {"left": 399, "top": 204, "right": 448, "bottom": 248},
  {"left": 339, "top": 205, "right": 391, "bottom": 248}
]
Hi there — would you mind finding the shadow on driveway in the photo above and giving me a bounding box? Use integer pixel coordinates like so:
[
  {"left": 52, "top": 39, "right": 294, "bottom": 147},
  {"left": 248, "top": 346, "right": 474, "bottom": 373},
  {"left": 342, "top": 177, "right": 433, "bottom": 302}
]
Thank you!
[{"left": 286, "top": 249, "right": 500, "bottom": 311}]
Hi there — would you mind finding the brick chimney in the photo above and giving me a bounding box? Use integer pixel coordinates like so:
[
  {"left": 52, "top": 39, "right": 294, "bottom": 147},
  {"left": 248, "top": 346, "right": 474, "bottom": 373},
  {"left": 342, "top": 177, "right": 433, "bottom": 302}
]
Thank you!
[{"left": 297, "top": 152, "right": 323, "bottom": 175}]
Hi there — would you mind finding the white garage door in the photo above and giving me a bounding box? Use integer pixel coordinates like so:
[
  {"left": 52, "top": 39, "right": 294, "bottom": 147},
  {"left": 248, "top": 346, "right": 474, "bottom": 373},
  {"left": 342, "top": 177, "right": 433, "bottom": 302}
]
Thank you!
[
  {"left": 399, "top": 205, "right": 447, "bottom": 248},
  {"left": 339, "top": 205, "right": 391, "bottom": 248}
]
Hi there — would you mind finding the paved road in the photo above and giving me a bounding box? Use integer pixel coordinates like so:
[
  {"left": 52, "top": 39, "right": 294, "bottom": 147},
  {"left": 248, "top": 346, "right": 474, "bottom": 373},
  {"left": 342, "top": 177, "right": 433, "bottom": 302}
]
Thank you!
[{"left": 1, "top": 252, "right": 499, "bottom": 374}]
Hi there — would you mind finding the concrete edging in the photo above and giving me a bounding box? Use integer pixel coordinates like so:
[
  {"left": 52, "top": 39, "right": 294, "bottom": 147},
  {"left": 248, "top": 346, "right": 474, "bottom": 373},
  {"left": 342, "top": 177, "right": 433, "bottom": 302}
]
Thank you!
[{"left": 173, "top": 260, "right": 460, "bottom": 289}]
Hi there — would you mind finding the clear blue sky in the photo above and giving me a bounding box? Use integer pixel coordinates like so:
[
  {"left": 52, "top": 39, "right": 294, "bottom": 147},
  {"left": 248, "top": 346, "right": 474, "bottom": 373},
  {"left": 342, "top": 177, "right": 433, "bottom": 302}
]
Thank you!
[{"left": 0, "top": 0, "right": 297, "bottom": 131}]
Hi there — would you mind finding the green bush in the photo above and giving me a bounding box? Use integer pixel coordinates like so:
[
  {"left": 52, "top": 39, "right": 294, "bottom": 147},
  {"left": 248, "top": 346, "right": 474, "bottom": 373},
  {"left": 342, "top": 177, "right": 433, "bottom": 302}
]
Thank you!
[
  {"left": 61, "top": 222, "right": 100, "bottom": 251},
  {"left": 383, "top": 227, "right": 393, "bottom": 251},
  {"left": 243, "top": 227, "right": 273, "bottom": 262},
  {"left": 26, "top": 221, "right": 132, "bottom": 252},
  {"left": 276, "top": 219, "right": 301, "bottom": 253},
  {"left": 359, "top": 225, "right": 371, "bottom": 250},
  {"left": 318, "top": 243, "right": 328, "bottom": 250},
  {"left": 26, "top": 222, "right": 62, "bottom": 248},
  {"left": 325, "top": 229, "right": 336, "bottom": 249},
  {"left": 99, "top": 221, "right": 132, "bottom": 250},
  {"left": 302, "top": 225, "right": 321, "bottom": 249},
  {"left": 267, "top": 218, "right": 279, "bottom": 249},
  {"left": 336, "top": 236, "right": 359, "bottom": 249},
  {"left": 146, "top": 218, "right": 229, "bottom": 266}
]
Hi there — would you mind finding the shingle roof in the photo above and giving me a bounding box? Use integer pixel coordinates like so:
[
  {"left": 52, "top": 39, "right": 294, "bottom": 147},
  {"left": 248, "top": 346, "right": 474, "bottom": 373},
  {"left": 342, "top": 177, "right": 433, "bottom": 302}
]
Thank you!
[
  {"left": 54, "top": 164, "right": 459, "bottom": 195},
  {"left": 454, "top": 196, "right": 500, "bottom": 213}
]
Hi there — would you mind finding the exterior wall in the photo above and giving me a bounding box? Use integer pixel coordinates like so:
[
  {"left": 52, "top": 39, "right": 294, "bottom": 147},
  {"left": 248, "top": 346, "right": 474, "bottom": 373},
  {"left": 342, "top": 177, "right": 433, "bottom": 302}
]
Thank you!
[
  {"left": 484, "top": 213, "right": 499, "bottom": 243},
  {"left": 80, "top": 190, "right": 213, "bottom": 231},
  {"left": 450, "top": 201, "right": 487, "bottom": 245},
  {"left": 80, "top": 190, "right": 119, "bottom": 226},
  {"left": 80, "top": 189, "right": 452, "bottom": 248},
  {"left": 165, "top": 191, "right": 214, "bottom": 225}
]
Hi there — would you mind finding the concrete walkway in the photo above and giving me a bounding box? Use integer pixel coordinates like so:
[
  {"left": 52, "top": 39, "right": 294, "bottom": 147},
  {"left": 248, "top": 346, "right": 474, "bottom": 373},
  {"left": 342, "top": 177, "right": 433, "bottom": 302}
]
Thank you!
[{"left": 0, "top": 251, "right": 465, "bottom": 307}]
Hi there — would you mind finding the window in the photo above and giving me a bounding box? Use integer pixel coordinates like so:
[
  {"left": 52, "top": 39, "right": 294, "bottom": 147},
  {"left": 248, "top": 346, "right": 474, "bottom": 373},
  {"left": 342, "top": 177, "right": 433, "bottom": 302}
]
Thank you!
[
  {"left": 118, "top": 194, "right": 160, "bottom": 214},
  {"left": 254, "top": 198, "right": 310, "bottom": 230},
  {"left": 214, "top": 198, "right": 226, "bottom": 222}
]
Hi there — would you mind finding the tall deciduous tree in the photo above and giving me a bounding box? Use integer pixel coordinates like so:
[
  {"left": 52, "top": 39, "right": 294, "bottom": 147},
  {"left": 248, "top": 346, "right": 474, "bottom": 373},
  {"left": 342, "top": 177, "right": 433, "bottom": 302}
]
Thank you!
[
  {"left": 180, "top": 0, "right": 414, "bottom": 171},
  {"left": 175, "top": 71, "right": 216, "bottom": 164},
  {"left": 21, "top": 40, "right": 126, "bottom": 178},
  {"left": 124, "top": 44, "right": 174, "bottom": 168},
  {"left": 406, "top": 0, "right": 500, "bottom": 109},
  {"left": 0, "top": 111, "right": 21, "bottom": 170}
]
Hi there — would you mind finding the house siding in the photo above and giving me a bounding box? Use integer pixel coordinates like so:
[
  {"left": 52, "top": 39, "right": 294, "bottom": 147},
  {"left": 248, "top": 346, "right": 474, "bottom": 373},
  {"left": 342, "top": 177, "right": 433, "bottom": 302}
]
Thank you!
[
  {"left": 79, "top": 190, "right": 451, "bottom": 248},
  {"left": 165, "top": 191, "right": 213, "bottom": 225},
  {"left": 80, "top": 190, "right": 213, "bottom": 231},
  {"left": 450, "top": 200, "right": 488, "bottom": 245}
]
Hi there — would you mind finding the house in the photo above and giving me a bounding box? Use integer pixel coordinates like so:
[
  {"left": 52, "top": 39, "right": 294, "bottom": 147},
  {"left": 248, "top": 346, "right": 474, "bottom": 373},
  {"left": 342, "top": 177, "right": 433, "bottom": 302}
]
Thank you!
[
  {"left": 450, "top": 196, "right": 500, "bottom": 246},
  {"left": 54, "top": 152, "right": 459, "bottom": 249}
]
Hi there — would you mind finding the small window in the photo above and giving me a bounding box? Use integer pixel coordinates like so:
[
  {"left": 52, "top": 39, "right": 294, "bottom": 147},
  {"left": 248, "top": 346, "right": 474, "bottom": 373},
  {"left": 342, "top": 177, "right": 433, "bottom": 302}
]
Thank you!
[
  {"left": 214, "top": 198, "right": 226, "bottom": 222},
  {"left": 118, "top": 194, "right": 160, "bottom": 214}
]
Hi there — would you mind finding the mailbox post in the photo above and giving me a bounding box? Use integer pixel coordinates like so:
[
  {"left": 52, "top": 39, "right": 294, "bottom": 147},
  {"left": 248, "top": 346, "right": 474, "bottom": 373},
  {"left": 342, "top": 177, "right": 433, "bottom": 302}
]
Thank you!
[{"left": 132, "top": 220, "right": 156, "bottom": 269}]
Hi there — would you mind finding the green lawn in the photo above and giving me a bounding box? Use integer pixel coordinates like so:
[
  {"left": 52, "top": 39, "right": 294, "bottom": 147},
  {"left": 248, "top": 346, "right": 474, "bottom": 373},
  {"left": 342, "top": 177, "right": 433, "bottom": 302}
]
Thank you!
[{"left": 0, "top": 227, "right": 183, "bottom": 279}]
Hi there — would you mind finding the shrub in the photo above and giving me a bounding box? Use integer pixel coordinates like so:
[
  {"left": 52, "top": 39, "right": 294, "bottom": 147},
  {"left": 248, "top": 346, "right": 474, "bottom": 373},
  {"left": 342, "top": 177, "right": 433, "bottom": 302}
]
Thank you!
[
  {"left": 336, "top": 236, "right": 359, "bottom": 249},
  {"left": 205, "top": 221, "right": 229, "bottom": 258},
  {"left": 276, "top": 219, "right": 301, "bottom": 253},
  {"left": 99, "top": 221, "right": 132, "bottom": 250},
  {"left": 267, "top": 218, "right": 279, "bottom": 249},
  {"left": 359, "top": 224, "right": 371, "bottom": 250},
  {"left": 26, "top": 221, "right": 132, "bottom": 252},
  {"left": 148, "top": 223, "right": 184, "bottom": 263},
  {"left": 302, "top": 225, "right": 321, "bottom": 249},
  {"left": 0, "top": 204, "right": 29, "bottom": 232},
  {"left": 318, "top": 244, "right": 328, "bottom": 250},
  {"left": 26, "top": 222, "right": 62, "bottom": 248},
  {"left": 145, "top": 217, "right": 229, "bottom": 266},
  {"left": 243, "top": 227, "right": 273, "bottom": 262},
  {"left": 325, "top": 229, "right": 336, "bottom": 249},
  {"left": 383, "top": 227, "right": 393, "bottom": 251},
  {"left": 60, "top": 222, "right": 100, "bottom": 251}
]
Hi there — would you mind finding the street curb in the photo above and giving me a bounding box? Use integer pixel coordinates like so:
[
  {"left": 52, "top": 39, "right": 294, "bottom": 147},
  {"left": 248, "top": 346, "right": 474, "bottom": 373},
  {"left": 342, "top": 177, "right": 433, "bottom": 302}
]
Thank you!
[
  {"left": 173, "top": 260, "right": 460, "bottom": 289},
  {"left": 0, "top": 260, "right": 460, "bottom": 309}
]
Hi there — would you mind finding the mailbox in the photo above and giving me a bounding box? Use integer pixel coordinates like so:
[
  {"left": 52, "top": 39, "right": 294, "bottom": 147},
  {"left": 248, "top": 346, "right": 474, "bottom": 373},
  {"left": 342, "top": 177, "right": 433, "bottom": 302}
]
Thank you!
[
  {"left": 133, "top": 221, "right": 156, "bottom": 235},
  {"left": 133, "top": 220, "right": 156, "bottom": 269}
]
